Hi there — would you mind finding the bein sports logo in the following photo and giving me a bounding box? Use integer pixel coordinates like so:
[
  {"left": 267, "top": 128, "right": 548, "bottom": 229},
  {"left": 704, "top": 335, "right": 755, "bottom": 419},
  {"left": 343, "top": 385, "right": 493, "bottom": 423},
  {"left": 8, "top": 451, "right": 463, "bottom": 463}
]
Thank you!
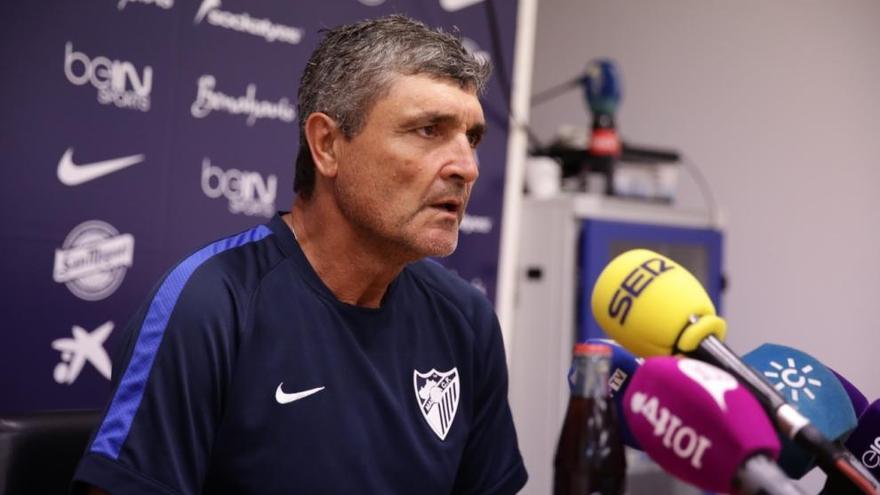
[
  {"left": 64, "top": 42, "right": 152, "bottom": 112},
  {"left": 53, "top": 220, "right": 135, "bottom": 301},
  {"left": 201, "top": 158, "right": 277, "bottom": 218},
  {"left": 52, "top": 321, "right": 114, "bottom": 385},
  {"left": 194, "top": 0, "right": 303, "bottom": 45},
  {"left": 190, "top": 75, "right": 295, "bottom": 126}
]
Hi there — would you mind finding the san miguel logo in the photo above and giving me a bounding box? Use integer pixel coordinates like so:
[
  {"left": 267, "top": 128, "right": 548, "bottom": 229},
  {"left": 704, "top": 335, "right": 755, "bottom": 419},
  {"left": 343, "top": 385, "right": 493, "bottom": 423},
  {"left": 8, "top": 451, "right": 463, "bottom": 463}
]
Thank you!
[
  {"left": 53, "top": 220, "right": 134, "bottom": 301},
  {"left": 413, "top": 368, "right": 460, "bottom": 440}
]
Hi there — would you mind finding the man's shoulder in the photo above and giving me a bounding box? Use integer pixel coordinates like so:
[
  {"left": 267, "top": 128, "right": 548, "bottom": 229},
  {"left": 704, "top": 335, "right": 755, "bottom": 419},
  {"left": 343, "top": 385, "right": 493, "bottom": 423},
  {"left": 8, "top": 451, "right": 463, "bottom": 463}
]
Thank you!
[
  {"left": 117, "top": 223, "right": 289, "bottom": 366},
  {"left": 164, "top": 223, "right": 287, "bottom": 302}
]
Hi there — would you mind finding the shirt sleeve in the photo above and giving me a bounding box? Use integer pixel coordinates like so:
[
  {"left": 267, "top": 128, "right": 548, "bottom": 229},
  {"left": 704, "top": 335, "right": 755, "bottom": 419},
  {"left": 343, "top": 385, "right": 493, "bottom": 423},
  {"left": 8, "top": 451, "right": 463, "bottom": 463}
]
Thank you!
[
  {"left": 72, "top": 258, "right": 244, "bottom": 495},
  {"left": 451, "top": 305, "right": 528, "bottom": 495}
]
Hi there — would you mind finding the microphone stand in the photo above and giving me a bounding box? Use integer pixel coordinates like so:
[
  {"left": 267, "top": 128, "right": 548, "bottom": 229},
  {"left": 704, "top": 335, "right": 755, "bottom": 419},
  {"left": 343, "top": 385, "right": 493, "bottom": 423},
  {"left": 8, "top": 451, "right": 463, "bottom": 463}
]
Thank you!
[
  {"left": 733, "top": 455, "right": 807, "bottom": 495},
  {"left": 687, "top": 323, "right": 879, "bottom": 494}
]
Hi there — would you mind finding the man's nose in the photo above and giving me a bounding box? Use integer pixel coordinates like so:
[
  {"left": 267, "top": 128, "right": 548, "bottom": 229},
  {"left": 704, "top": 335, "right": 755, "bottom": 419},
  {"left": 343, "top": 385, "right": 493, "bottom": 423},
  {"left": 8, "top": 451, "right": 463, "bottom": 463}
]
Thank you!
[{"left": 442, "top": 134, "right": 479, "bottom": 184}]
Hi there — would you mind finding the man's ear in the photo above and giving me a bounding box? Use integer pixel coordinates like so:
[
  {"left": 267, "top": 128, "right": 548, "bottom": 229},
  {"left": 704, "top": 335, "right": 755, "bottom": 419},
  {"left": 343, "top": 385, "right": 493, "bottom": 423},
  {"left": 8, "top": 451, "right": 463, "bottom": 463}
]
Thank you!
[{"left": 304, "top": 112, "right": 341, "bottom": 179}]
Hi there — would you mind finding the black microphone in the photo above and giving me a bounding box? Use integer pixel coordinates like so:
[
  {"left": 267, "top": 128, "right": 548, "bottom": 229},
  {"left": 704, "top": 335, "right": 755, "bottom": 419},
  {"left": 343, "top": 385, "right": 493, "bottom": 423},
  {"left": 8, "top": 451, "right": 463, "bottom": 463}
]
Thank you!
[
  {"left": 530, "top": 59, "right": 681, "bottom": 186},
  {"left": 580, "top": 59, "right": 621, "bottom": 195}
]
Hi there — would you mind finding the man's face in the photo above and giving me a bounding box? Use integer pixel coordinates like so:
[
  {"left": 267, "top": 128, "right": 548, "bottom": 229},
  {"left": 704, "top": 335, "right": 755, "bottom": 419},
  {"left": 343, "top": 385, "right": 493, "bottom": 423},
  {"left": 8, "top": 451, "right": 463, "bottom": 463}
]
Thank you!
[{"left": 332, "top": 73, "right": 485, "bottom": 260}]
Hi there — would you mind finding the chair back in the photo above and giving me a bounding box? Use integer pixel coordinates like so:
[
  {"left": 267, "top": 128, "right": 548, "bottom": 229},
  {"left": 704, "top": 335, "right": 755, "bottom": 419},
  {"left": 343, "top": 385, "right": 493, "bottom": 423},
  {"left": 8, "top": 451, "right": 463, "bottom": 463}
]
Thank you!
[{"left": 0, "top": 410, "right": 101, "bottom": 495}]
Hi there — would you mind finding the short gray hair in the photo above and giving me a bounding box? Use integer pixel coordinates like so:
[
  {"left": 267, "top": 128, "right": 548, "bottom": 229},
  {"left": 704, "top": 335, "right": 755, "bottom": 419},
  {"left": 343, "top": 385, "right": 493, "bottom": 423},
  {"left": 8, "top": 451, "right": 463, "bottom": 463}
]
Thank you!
[{"left": 293, "top": 14, "right": 492, "bottom": 199}]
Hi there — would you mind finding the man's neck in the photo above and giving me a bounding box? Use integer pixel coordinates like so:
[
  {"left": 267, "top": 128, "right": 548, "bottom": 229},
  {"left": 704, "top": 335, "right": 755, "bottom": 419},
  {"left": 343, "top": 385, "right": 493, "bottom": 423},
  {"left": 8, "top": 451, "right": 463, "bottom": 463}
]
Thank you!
[{"left": 286, "top": 198, "right": 408, "bottom": 309}]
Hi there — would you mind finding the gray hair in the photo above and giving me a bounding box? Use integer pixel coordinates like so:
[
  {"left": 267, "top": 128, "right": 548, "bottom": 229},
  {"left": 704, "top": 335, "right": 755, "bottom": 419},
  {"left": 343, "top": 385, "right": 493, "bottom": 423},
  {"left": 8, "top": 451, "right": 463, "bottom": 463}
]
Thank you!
[{"left": 293, "top": 14, "right": 492, "bottom": 199}]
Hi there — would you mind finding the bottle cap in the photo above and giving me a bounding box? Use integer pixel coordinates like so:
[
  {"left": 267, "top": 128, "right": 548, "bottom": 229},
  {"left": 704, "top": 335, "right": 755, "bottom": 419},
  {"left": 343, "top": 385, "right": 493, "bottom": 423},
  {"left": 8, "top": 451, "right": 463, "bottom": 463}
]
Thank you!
[{"left": 573, "top": 342, "right": 612, "bottom": 357}]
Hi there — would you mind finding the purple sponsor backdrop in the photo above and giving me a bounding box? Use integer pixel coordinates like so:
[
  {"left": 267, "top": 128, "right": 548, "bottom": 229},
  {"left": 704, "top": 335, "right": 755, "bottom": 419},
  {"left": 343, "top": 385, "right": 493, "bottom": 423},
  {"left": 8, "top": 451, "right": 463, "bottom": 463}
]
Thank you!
[{"left": 0, "top": 0, "right": 518, "bottom": 413}]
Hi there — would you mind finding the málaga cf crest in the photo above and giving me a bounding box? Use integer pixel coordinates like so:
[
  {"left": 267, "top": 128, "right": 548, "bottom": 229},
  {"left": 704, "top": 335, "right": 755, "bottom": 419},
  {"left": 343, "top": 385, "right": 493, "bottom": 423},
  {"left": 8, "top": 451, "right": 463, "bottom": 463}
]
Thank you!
[{"left": 413, "top": 367, "right": 460, "bottom": 440}]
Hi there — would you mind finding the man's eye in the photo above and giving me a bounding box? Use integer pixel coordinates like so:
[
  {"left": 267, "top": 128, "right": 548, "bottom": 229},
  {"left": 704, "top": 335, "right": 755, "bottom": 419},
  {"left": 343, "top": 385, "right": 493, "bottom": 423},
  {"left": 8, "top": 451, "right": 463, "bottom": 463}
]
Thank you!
[
  {"left": 416, "top": 125, "right": 437, "bottom": 138},
  {"left": 467, "top": 132, "right": 482, "bottom": 148}
]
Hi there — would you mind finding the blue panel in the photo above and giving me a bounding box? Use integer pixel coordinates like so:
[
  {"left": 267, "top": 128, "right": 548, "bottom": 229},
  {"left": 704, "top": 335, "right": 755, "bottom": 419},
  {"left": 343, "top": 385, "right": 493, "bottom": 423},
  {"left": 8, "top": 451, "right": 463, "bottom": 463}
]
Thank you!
[
  {"left": 579, "top": 219, "right": 723, "bottom": 341},
  {"left": 0, "top": 1, "right": 518, "bottom": 413}
]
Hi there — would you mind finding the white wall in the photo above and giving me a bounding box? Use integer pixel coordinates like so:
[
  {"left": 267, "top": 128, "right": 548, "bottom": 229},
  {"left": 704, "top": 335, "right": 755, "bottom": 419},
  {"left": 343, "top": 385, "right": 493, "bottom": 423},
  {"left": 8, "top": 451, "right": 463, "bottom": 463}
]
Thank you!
[{"left": 529, "top": 0, "right": 880, "bottom": 402}]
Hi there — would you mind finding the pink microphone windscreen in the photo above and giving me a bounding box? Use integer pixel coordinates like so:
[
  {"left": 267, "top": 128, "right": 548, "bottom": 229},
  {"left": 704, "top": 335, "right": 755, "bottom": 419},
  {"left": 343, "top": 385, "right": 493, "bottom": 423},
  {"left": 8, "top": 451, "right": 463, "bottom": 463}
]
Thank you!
[{"left": 623, "top": 357, "right": 781, "bottom": 492}]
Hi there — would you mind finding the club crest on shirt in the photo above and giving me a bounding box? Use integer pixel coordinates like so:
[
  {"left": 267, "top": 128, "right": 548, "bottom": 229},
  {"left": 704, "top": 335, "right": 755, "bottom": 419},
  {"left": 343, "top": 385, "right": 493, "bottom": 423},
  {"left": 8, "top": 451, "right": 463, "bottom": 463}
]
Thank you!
[{"left": 413, "top": 367, "right": 460, "bottom": 440}]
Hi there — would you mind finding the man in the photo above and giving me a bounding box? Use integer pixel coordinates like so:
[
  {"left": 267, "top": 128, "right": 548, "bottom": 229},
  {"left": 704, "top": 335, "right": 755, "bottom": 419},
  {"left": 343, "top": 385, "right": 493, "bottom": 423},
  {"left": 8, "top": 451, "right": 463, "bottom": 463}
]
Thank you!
[{"left": 73, "top": 14, "right": 528, "bottom": 495}]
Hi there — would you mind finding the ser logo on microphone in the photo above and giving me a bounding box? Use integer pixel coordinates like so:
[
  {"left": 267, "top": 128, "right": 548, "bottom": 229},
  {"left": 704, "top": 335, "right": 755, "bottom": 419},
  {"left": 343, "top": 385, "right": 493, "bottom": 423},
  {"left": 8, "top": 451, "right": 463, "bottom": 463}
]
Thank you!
[{"left": 608, "top": 257, "right": 675, "bottom": 324}]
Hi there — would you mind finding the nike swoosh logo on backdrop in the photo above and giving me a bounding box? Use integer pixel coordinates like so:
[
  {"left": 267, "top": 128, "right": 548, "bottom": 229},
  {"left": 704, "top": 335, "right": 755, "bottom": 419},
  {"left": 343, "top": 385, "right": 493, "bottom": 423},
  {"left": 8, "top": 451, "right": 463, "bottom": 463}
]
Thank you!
[
  {"left": 57, "top": 147, "right": 145, "bottom": 186},
  {"left": 275, "top": 383, "right": 325, "bottom": 404},
  {"left": 439, "top": 0, "right": 484, "bottom": 12}
]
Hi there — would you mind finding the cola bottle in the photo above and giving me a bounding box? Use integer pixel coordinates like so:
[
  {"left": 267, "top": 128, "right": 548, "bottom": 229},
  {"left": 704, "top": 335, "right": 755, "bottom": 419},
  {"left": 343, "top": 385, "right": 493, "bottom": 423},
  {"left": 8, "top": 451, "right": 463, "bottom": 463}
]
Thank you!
[{"left": 554, "top": 342, "right": 626, "bottom": 494}]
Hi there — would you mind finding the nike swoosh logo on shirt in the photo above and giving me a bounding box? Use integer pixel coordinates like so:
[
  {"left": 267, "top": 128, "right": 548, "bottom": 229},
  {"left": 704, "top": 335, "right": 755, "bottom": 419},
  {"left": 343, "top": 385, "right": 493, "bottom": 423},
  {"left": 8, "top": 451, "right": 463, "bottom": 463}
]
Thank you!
[
  {"left": 275, "top": 383, "right": 325, "bottom": 404},
  {"left": 57, "top": 147, "right": 145, "bottom": 186}
]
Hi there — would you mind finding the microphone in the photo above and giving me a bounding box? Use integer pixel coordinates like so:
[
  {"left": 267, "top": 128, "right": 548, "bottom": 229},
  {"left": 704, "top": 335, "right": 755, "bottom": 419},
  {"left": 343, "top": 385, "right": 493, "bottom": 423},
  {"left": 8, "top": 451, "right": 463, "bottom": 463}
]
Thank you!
[
  {"left": 846, "top": 401, "right": 880, "bottom": 479},
  {"left": 823, "top": 400, "right": 880, "bottom": 493},
  {"left": 570, "top": 338, "right": 643, "bottom": 449},
  {"left": 581, "top": 59, "right": 621, "bottom": 117},
  {"left": 530, "top": 59, "right": 680, "bottom": 188},
  {"left": 743, "top": 343, "right": 858, "bottom": 478},
  {"left": 622, "top": 356, "right": 804, "bottom": 494},
  {"left": 581, "top": 59, "right": 621, "bottom": 195},
  {"left": 590, "top": 249, "right": 880, "bottom": 493},
  {"left": 829, "top": 367, "right": 871, "bottom": 418}
]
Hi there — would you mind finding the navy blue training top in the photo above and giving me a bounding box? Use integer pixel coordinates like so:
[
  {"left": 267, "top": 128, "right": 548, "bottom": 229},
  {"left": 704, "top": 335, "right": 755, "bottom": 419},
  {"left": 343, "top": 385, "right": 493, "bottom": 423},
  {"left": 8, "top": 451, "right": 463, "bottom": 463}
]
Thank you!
[{"left": 73, "top": 213, "right": 527, "bottom": 495}]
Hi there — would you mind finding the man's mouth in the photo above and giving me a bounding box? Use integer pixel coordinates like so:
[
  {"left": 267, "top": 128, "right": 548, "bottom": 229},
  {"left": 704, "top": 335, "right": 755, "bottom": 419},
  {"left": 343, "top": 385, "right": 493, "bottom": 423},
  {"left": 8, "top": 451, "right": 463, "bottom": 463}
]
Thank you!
[{"left": 428, "top": 198, "right": 463, "bottom": 215}]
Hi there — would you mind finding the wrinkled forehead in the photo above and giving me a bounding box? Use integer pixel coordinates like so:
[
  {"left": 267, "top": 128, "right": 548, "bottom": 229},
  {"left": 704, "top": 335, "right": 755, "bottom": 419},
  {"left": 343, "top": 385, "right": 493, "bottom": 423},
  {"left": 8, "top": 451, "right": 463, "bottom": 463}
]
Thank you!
[{"left": 375, "top": 73, "right": 484, "bottom": 122}]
